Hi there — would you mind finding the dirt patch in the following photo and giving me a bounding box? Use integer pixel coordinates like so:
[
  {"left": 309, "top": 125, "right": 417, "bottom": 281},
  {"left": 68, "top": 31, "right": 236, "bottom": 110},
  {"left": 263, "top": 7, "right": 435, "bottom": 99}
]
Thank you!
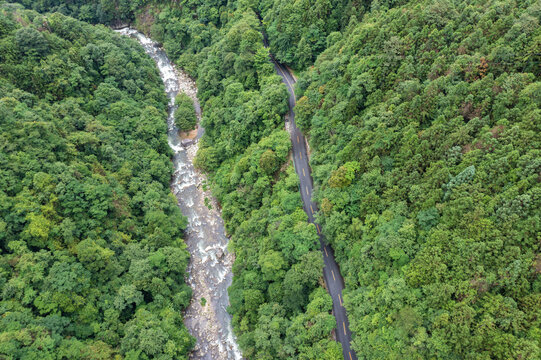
[
  {"left": 490, "top": 125, "right": 505, "bottom": 138},
  {"left": 181, "top": 128, "right": 198, "bottom": 140}
]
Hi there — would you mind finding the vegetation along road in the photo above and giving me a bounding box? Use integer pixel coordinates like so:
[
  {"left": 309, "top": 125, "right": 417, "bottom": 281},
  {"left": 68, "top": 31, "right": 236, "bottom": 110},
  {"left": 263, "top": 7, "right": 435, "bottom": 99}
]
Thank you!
[{"left": 267, "top": 43, "right": 358, "bottom": 360}]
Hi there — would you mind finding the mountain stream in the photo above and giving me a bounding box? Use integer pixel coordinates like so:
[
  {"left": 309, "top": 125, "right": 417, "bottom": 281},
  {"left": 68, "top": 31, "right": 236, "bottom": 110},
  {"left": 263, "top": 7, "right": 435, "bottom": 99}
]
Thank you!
[{"left": 116, "top": 28, "right": 242, "bottom": 360}]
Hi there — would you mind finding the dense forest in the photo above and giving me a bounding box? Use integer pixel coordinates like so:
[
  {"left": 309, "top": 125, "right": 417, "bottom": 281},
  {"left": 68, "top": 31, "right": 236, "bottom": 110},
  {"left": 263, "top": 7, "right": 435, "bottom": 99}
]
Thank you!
[
  {"left": 3, "top": 1, "right": 341, "bottom": 359},
  {"left": 0, "top": 4, "right": 194, "bottom": 359},
  {"left": 181, "top": 1, "right": 541, "bottom": 357},
  {"left": 11, "top": 0, "right": 151, "bottom": 25},
  {"left": 259, "top": 0, "right": 357, "bottom": 69},
  {"left": 289, "top": 0, "right": 540, "bottom": 359},
  {"left": 3, "top": 0, "right": 540, "bottom": 359}
]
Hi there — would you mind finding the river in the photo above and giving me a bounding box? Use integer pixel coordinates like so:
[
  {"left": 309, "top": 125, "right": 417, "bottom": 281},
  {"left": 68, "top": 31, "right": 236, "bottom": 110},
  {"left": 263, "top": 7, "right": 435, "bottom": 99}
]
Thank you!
[{"left": 116, "top": 28, "right": 242, "bottom": 360}]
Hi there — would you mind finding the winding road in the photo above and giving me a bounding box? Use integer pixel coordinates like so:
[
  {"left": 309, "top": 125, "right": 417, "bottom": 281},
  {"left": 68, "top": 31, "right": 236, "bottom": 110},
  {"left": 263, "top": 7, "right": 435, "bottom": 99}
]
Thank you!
[{"left": 264, "top": 41, "right": 358, "bottom": 360}]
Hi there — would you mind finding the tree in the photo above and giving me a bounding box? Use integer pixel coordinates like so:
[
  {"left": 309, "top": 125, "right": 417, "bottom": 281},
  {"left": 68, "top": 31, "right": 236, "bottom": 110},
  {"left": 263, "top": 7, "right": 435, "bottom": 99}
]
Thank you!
[
  {"left": 328, "top": 161, "right": 360, "bottom": 188},
  {"left": 259, "top": 250, "right": 286, "bottom": 282},
  {"left": 259, "top": 149, "right": 278, "bottom": 175},
  {"left": 15, "top": 27, "right": 49, "bottom": 57},
  {"left": 283, "top": 251, "right": 323, "bottom": 312},
  {"left": 296, "top": 37, "right": 312, "bottom": 68},
  {"left": 174, "top": 93, "right": 197, "bottom": 132}
]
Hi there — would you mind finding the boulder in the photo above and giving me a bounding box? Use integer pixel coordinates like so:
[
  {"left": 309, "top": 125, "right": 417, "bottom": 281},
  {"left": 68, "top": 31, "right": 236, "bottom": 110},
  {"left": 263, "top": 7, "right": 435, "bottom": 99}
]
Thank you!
[{"left": 181, "top": 139, "right": 194, "bottom": 147}]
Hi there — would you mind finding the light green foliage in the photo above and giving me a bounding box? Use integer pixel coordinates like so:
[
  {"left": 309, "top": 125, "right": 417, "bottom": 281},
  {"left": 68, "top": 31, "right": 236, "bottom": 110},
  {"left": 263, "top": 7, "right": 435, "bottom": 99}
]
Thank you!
[
  {"left": 174, "top": 93, "right": 197, "bottom": 131},
  {"left": 0, "top": 7, "right": 193, "bottom": 359},
  {"left": 259, "top": 149, "right": 278, "bottom": 175},
  {"left": 328, "top": 161, "right": 360, "bottom": 188},
  {"left": 291, "top": 0, "right": 541, "bottom": 358},
  {"left": 443, "top": 165, "right": 475, "bottom": 199}
]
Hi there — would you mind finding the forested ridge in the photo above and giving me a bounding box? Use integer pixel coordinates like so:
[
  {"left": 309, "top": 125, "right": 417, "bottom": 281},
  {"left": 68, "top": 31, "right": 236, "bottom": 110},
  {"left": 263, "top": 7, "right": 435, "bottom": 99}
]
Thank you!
[
  {"left": 0, "top": 4, "right": 194, "bottom": 359},
  {"left": 286, "top": 0, "right": 540, "bottom": 359},
  {"left": 3, "top": 0, "right": 541, "bottom": 359},
  {"left": 11, "top": 0, "right": 150, "bottom": 25}
]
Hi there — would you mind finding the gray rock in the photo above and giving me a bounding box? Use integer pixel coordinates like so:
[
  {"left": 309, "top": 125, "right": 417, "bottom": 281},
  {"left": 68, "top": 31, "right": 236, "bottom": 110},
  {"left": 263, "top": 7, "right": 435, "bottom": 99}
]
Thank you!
[{"left": 181, "top": 139, "right": 194, "bottom": 147}]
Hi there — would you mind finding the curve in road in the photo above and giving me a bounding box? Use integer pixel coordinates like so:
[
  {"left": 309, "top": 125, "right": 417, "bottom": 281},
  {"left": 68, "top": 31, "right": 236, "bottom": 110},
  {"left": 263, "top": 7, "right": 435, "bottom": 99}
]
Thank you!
[{"left": 266, "top": 47, "right": 358, "bottom": 360}]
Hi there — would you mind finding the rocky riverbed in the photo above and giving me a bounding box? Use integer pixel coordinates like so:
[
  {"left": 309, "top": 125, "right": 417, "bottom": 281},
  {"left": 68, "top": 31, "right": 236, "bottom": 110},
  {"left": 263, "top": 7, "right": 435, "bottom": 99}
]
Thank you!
[{"left": 116, "top": 28, "right": 242, "bottom": 360}]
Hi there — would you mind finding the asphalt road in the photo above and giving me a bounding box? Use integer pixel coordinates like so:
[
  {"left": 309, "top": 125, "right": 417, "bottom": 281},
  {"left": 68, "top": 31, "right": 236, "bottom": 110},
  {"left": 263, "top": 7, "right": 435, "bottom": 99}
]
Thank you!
[{"left": 268, "top": 52, "right": 358, "bottom": 360}]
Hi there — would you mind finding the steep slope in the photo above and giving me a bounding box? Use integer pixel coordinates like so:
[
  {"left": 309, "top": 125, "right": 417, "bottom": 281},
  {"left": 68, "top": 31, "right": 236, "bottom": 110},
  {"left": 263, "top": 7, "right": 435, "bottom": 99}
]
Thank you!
[
  {"left": 291, "top": 0, "right": 541, "bottom": 358},
  {"left": 258, "top": 0, "right": 353, "bottom": 68},
  {"left": 7, "top": 1, "right": 539, "bottom": 359},
  {"left": 12, "top": 0, "right": 147, "bottom": 24},
  {"left": 5, "top": 1, "right": 342, "bottom": 358},
  {"left": 0, "top": 6, "right": 193, "bottom": 359}
]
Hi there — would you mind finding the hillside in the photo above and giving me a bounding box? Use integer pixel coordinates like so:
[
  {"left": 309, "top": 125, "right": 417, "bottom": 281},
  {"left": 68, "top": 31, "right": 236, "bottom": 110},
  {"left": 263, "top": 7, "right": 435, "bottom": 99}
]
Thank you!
[
  {"left": 3, "top": 1, "right": 342, "bottom": 359},
  {"left": 0, "top": 4, "right": 193, "bottom": 359},
  {"left": 289, "top": 0, "right": 541, "bottom": 358}
]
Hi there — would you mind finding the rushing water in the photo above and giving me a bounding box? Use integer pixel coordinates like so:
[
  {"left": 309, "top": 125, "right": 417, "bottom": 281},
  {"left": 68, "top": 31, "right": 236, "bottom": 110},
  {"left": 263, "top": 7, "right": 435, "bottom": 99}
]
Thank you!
[{"left": 116, "top": 28, "right": 242, "bottom": 360}]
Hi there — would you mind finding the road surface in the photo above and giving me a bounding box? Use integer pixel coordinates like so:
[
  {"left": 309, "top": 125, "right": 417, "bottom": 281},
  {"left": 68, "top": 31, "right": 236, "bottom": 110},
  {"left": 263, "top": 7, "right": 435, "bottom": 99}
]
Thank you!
[{"left": 266, "top": 45, "right": 358, "bottom": 360}]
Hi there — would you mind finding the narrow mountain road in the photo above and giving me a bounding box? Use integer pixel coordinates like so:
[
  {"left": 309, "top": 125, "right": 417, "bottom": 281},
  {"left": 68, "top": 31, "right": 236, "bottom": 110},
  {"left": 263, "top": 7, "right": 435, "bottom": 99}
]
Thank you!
[{"left": 265, "top": 47, "right": 358, "bottom": 360}]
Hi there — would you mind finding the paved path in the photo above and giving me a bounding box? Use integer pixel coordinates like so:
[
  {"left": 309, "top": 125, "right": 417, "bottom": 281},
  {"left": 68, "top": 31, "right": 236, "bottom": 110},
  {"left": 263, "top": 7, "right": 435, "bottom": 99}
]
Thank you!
[{"left": 266, "top": 47, "right": 358, "bottom": 360}]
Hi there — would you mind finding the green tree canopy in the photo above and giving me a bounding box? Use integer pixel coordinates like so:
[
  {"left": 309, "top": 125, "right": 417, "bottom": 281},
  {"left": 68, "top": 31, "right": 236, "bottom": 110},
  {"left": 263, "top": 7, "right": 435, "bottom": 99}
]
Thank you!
[{"left": 174, "top": 92, "right": 197, "bottom": 132}]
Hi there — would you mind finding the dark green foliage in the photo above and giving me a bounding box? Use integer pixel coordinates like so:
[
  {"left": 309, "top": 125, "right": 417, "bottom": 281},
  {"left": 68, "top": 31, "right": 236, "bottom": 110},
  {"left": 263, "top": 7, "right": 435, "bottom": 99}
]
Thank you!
[
  {"left": 139, "top": 1, "right": 228, "bottom": 77},
  {"left": 15, "top": 27, "right": 49, "bottom": 57},
  {"left": 257, "top": 0, "right": 410, "bottom": 69},
  {"left": 289, "top": 0, "right": 541, "bottom": 358},
  {"left": 12, "top": 0, "right": 152, "bottom": 24},
  {"left": 174, "top": 93, "right": 197, "bottom": 132},
  {"left": 258, "top": 0, "right": 357, "bottom": 69},
  {"left": 0, "top": 7, "right": 194, "bottom": 359},
  {"left": 12, "top": 0, "right": 541, "bottom": 358},
  {"left": 259, "top": 149, "right": 278, "bottom": 175}
]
